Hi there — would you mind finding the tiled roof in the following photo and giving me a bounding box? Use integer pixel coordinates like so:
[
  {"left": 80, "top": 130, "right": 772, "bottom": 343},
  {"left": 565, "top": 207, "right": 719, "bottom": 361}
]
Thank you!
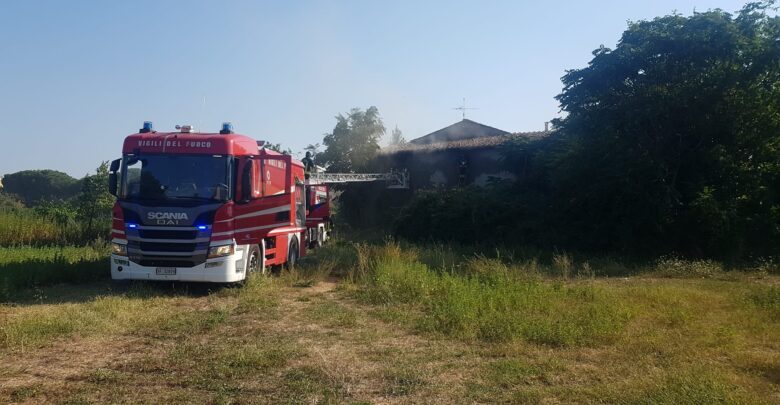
[
  {"left": 379, "top": 131, "right": 548, "bottom": 154},
  {"left": 408, "top": 119, "right": 510, "bottom": 145}
]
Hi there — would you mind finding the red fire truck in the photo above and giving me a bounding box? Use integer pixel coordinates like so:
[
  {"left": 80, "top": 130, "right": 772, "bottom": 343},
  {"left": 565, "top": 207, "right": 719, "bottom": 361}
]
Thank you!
[
  {"left": 108, "top": 122, "right": 307, "bottom": 283},
  {"left": 305, "top": 184, "right": 331, "bottom": 248}
]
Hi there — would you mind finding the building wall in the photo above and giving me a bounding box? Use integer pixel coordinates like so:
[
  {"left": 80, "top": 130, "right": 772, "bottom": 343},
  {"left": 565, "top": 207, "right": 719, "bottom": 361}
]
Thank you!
[{"left": 375, "top": 146, "right": 515, "bottom": 190}]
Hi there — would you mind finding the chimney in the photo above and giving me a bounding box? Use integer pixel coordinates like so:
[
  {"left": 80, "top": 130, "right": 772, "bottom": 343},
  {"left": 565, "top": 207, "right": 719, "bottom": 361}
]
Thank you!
[{"left": 544, "top": 121, "right": 550, "bottom": 132}]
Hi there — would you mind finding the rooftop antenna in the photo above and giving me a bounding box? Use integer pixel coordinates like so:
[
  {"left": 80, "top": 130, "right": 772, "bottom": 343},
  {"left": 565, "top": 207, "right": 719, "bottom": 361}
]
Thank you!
[{"left": 453, "top": 97, "right": 477, "bottom": 120}]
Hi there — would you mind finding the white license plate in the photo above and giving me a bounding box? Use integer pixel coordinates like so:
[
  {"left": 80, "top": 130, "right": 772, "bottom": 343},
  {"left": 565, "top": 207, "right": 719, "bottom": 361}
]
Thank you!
[{"left": 156, "top": 267, "right": 177, "bottom": 275}]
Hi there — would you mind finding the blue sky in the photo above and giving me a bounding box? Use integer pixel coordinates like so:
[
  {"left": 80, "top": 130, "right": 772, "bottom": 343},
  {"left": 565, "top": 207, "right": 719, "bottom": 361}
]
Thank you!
[{"left": 0, "top": 0, "right": 753, "bottom": 177}]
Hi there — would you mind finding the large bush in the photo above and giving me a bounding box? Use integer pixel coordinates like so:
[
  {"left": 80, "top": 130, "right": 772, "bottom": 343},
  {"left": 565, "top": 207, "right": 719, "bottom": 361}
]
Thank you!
[
  {"left": 546, "top": 3, "right": 780, "bottom": 259},
  {"left": 393, "top": 185, "right": 521, "bottom": 244},
  {"left": 393, "top": 4, "right": 780, "bottom": 260}
]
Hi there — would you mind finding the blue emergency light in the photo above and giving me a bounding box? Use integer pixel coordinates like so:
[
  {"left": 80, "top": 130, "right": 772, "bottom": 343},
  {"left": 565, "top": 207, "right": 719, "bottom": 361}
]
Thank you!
[
  {"left": 219, "top": 122, "right": 233, "bottom": 134},
  {"left": 127, "top": 223, "right": 138, "bottom": 229},
  {"left": 139, "top": 121, "right": 153, "bottom": 133},
  {"left": 197, "top": 225, "right": 208, "bottom": 230}
]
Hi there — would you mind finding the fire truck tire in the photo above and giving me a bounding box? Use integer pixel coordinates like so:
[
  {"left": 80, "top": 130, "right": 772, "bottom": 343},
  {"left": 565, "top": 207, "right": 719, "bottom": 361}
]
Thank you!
[
  {"left": 246, "top": 245, "right": 262, "bottom": 276},
  {"left": 287, "top": 237, "right": 299, "bottom": 269}
]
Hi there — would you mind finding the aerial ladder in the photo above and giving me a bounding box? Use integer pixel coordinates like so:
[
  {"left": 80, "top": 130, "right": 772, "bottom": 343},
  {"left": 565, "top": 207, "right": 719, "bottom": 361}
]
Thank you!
[
  {"left": 305, "top": 170, "right": 409, "bottom": 189},
  {"left": 301, "top": 167, "right": 409, "bottom": 248}
]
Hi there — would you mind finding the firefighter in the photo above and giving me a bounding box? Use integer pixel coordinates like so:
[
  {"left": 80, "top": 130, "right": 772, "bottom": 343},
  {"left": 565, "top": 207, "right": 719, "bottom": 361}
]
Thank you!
[{"left": 302, "top": 151, "right": 315, "bottom": 173}]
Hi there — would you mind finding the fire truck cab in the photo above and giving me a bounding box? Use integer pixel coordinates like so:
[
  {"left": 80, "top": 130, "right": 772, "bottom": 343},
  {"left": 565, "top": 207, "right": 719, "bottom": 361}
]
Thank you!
[{"left": 108, "top": 122, "right": 307, "bottom": 283}]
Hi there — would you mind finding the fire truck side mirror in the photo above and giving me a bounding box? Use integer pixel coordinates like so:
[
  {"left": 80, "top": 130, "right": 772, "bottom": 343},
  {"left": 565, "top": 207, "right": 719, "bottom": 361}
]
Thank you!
[
  {"left": 240, "top": 159, "right": 254, "bottom": 203},
  {"left": 108, "top": 158, "right": 121, "bottom": 197}
]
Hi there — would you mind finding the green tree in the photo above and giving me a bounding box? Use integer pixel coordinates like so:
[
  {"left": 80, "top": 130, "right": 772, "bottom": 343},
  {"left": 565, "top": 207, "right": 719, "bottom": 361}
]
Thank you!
[
  {"left": 548, "top": 2, "right": 780, "bottom": 258},
  {"left": 320, "top": 107, "right": 385, "bottom": 172},
  {"left": 264, "top": 142, "right": 292, "bottom": 155},
  {"left": 1, "top": 170, "right": 80, "bottom": 205},
  {"left": 389, "top": 126, "right": 406, "bottom": 146},
  {"left": 76, "top": 162, "right": 114, "bottom": 239}
]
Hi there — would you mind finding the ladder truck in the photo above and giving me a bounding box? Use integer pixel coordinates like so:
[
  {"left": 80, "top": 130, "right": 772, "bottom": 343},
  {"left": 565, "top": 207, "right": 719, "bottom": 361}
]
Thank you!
[{"left": 304, "top": 171, "right": 409, "bottom": 249}]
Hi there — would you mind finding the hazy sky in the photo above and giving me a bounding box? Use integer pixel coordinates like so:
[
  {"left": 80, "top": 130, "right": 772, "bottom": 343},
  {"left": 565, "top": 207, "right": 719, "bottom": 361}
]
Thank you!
[{"left": 0, "top": 0, "right": 753, "bottom": 177}]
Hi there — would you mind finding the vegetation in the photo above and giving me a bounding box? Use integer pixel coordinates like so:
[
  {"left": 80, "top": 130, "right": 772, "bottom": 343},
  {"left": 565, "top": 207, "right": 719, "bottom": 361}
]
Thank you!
[
  {"left": 0, "top": 244, "right": 108, "bottom": 302},
  {"left": 0, "top": 162, "right": 113, "bottom": 246},
  {"left": 0, "top": 193, "right": 24, "bottom": 211},
  {"left": 387, "top": 3, "right": 780, "bottom": 261},
  {"left": 546, "top": 2, "right": 780, "bottom": 259},
  {"left": 388, "top": 125, "right": 405, "bottom": 146},
  {"left": 319, "top": 106, "right": 386, "bottom": 172},
  {"left": 0, "top": 240, "right": 778, "bottom": 403},
  {"left": 263, "top": 142, "right": 292, "bottom": 155},
  {"left": 348, "top": 243, "right": 629, "bottom": 345},
  {"left": 74, "top": 162, "right": 113, "bottom": 240},
  {"left": 0, "top": 169, "right": 80, "bottom": 205},
  {"left": 0, "top": 210, "right": 69, "bottom": 247},
  {"left": 0, "top": 3, "right": 777, "bottom": 403}
]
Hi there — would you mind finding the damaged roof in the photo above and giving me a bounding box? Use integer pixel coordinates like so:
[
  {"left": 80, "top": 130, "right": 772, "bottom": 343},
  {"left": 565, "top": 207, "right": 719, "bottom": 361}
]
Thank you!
[
  {"left": 380, "top": 131, "right": 548, "bottom": 154},
  {"left": 408, "top": 119, "right": 510, "bottom": 145}
]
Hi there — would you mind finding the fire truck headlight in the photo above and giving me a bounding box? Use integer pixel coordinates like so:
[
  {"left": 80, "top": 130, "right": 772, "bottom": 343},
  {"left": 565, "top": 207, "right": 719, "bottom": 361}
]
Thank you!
[
  {"left": 208, "top": 244, "right": 235, "bottom": 258},
  {"left": 111, "top": 242, "right": 127, "bottom": 256}
]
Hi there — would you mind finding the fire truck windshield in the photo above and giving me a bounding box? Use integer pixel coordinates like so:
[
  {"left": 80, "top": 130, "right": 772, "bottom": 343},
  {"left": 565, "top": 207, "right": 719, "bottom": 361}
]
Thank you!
[{"left": 120, "top": 155, "right": 232, "bottom": 203}]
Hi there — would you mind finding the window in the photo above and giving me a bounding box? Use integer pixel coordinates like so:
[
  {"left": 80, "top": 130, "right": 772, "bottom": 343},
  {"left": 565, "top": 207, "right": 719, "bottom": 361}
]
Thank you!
[
  {"left": 295, "top": 182, "right": 305, "bottom": 227},
  {"left": 121, "top": 154, "right": 231, "bottom": 203}
]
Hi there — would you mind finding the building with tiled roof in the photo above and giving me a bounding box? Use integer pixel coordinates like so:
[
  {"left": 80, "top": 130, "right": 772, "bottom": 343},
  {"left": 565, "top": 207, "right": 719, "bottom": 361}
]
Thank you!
[{"left": 376, "top": 119, "right": 548, "bottom": 189}]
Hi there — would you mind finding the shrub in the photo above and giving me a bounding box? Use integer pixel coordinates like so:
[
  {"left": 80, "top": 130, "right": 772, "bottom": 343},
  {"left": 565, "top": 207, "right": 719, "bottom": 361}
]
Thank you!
[{"left": 652, "top": 257, "right": 724, "bottom": 278}]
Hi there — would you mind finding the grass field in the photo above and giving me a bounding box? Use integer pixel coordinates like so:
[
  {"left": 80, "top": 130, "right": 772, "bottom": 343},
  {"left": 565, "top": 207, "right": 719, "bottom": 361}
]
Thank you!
[
  {"left": 0, "top": 242, "right": 778, "bottom": 403},
  {"left": 0, "top": 244, "right": 108, "bottom": 302}
]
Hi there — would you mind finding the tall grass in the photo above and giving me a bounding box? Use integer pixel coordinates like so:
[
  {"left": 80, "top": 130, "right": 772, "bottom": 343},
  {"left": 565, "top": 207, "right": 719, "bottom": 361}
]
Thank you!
[
  {"left": 0, "top": 209, "right": 108, "bottom": 247},
  {"left": 0, "top": 210, "right": 67, "bottom": 246},
  {"left": 346, "top": 242, "right": 631, "bottom": 346},
  {"left": 327, "top": 239, "right": 778, "bottom": 346},
  {"left": 0, "top": 244, "right": 108, "bottom": 301}
]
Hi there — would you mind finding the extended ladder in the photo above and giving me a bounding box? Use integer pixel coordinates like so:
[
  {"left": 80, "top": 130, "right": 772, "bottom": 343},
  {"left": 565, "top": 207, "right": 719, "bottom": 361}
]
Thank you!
[{"left": 305, "top": 170, "right": 409, "bottom": 189}]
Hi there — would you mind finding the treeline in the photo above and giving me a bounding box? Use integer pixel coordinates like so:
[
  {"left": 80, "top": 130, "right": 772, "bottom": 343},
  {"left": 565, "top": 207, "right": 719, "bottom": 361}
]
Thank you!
[
  {"left": 0, "top": 163, "right": 113, "bottom": 246},
  {"left": 391, "top": 4, "right": 780, "bottom": 261}
]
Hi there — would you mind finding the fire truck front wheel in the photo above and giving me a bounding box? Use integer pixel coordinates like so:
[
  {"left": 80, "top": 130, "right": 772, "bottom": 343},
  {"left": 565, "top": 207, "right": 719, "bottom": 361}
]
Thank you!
[{"left": 245, "top": 245, "right": 263, "bottom": 277}]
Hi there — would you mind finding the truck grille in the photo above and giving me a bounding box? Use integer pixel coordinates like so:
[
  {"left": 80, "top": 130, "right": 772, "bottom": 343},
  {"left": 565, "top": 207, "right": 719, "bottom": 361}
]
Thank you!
[
  {"left": 126, "top": 225, "right": 211, "bottom": 268},
  {"left": 139, "top": 229, "right": 199, "bottom": 240},
  {"left": 138, "top": 242, "right": 198, "bottom": 252}
]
